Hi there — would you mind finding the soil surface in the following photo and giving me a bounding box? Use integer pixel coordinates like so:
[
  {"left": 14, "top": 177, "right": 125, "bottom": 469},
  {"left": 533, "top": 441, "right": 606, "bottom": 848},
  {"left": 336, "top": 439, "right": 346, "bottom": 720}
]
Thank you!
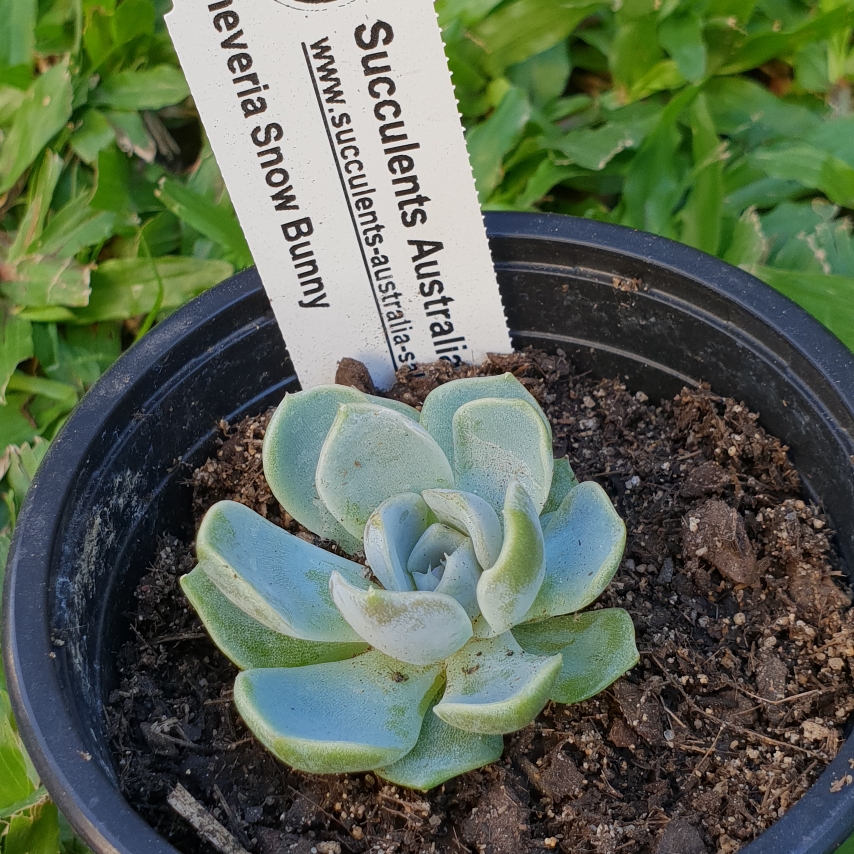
[{"left": 107, "top": 349, "right": 854, "bottom": 854}]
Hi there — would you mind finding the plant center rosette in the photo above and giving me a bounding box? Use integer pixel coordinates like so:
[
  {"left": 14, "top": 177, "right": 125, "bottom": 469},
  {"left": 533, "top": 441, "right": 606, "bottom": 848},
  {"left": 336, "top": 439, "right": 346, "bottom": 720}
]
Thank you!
[{"left": 182, "top": 373, "right": 638, "bottom": 790}]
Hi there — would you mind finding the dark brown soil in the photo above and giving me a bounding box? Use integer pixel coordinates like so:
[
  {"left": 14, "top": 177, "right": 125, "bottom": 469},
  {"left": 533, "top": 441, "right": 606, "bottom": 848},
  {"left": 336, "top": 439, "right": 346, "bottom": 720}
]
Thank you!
[{"left": 106, "top": 349, "right": 854, "bottom": 854}]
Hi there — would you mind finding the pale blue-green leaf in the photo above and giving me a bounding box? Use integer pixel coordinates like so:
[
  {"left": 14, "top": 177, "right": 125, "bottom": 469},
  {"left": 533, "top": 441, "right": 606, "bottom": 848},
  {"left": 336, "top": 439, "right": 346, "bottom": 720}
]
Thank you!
[
  {"left": 365, "top": 394, "right": 420, "bottom": 421},
  {"left": 376, "top": 686, "right": 503, "bottom": 790},
  {"left": 522, "top": 482, "right": 626, "bottom": 623},
  {"left": 420, "top": 372, "right": 550, "bottom": 469},
  {"left": 412, "top": 567, "right": 441, "bottom": 592},
  {"left": 471, "top": 614, "right": 499, "bottom": 639},
  {"left": 181, "top": 567, "right": 368, "bottom": 670},
  {"left": 92, "top": 65, "right": 190, "bottom": 111},
  {"left": 435, "top": 539, "right": 482, "bottom": 619},
  {"left": 422, "top": 488, "right": 502, "bottom": 569},
  {"left": 197, "top": 500, "right": 369, "bottom": 642},
  {"left": 434, "top": 633, "right": 561, "bottom": 734},
  {"left": 0, "top": 309, "right": 33, "bottom": 405},
  {"left": 477, "top": 482, "right": 545, "bottom": 634},
  {"left": 329, "top": 572, "right": 472, "bottom": 666},
  {"left": 263, "top": 385, "right": 367, "bottom": 554},
  {"left": 453, "top": 398, "right": 553, "bottom": 516},
  {"left": 69, "top": 109, "right": 116, "bottom": 164},
  {"left": 407, "top": 523, "right": 467, "bottom": 577},
  {"left": 542, "top": 457, "right": 578, "bottom": 515},
  {"left": 0, "top": 59, "right": 73, "bottom": 195},
  {"left": 364, "top": 493, "right": 432, "bottom": 592},
  {"left": 513, "top": 609, "right": 638, "bottom": 703},
  {"left": 317, "top": 403, "right": 454, "bottom": 538},
  {"left": 234, "top": 651, "right": 441, "bottom": 773}
]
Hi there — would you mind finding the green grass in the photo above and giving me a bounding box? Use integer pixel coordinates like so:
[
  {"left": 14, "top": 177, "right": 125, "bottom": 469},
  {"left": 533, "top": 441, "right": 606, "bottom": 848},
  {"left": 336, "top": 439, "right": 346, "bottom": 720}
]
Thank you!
[{"left": 0, "top": 0, "right": 853, "bottom": 851}]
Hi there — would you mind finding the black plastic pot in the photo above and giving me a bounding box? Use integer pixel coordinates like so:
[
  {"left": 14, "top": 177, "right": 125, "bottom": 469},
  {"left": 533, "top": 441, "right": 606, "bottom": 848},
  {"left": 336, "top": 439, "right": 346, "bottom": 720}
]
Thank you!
[{"left": 4, "top": 213, "right": 854, "bottom": 854}]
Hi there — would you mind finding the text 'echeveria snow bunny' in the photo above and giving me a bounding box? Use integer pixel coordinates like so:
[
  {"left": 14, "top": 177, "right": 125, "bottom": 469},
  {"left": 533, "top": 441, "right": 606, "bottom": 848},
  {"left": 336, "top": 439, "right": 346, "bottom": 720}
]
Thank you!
[{"left": 182, "top": 373, "right": 638, "bottom": 790}]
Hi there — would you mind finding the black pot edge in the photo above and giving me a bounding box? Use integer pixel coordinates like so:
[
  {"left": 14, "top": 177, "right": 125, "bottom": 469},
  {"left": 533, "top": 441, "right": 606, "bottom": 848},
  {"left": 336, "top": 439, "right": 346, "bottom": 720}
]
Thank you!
[
  {"left": 1, "top": 269, "right": 269, "bottom": 854},
  {"left": 3, "top": 212, "right": 854, "bottom": 854},
  {"left": 488, "top": 212, "right": 854, "bottom": 418}
]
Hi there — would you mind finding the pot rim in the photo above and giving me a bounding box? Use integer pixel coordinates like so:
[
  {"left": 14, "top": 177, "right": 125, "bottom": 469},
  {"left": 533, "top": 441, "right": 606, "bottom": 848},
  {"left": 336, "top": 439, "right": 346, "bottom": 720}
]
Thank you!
[{"left": 3, "top": 212, "right": 854, "bottom": 854}]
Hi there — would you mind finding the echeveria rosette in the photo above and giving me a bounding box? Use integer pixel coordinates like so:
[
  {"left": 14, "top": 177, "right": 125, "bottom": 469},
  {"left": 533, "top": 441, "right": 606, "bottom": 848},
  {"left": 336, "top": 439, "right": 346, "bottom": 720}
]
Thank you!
[{"left": 182, "top": 373, "right": 638, "bottom": 790}]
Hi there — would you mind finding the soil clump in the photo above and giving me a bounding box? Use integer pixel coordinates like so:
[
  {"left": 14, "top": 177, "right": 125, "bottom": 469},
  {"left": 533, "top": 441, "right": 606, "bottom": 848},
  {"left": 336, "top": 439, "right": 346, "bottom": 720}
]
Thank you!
[{"left": 107, "top": 349, "right": 854, "bottom": 854}]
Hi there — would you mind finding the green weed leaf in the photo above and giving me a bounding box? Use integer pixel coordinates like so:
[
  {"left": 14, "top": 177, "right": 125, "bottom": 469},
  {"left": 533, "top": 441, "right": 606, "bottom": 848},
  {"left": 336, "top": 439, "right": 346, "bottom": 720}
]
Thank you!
[
  {"left": 0, "top": 309, "right": 33, "bottom": 405},
  {"left": 92, "top": 65, "right": 189, "bottom": 111},
  {"left": 0, "top": 0, "right": 37, "bottom": 69},
  {"left": 71, "top": 256, "right": 233, "bottom": 323},
  {"left": 0, "top": 60, "right": 73, "bottom": 195},
  {"left": 156, "top": 178, "right": 252, "bottom": 269},
  {"left": 466, "top": 87, "right": 531, "bottom": 200}
]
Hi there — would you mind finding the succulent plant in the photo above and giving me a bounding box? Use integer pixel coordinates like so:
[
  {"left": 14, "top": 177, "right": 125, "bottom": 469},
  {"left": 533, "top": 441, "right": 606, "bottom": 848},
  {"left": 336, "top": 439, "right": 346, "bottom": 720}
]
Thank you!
[{"left": 183, "top": 373, "right": 637, "bottom": 790}]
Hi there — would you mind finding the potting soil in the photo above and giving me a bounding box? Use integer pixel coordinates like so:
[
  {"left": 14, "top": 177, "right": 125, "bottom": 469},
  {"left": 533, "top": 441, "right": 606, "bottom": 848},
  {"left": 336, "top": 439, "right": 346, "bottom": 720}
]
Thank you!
[{"left": 106, "top": 349, "right": 854, "bottom": 854}]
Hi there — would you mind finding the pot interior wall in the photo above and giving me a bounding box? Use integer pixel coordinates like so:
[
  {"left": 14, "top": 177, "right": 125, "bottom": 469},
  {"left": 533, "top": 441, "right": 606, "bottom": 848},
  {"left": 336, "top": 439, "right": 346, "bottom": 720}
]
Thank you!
[
  {"left": 51, "top": 274, "right": 299, "bottom": 779},
  {"left": 9, "top": 214, "right": 854, "bottom": 854}
]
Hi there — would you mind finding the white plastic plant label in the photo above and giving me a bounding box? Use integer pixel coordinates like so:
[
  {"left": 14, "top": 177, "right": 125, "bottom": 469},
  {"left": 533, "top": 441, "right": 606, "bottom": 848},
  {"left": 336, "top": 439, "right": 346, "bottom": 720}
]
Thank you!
[{"left": 165, "top": 0, "right": 512, "bottom": 389}]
